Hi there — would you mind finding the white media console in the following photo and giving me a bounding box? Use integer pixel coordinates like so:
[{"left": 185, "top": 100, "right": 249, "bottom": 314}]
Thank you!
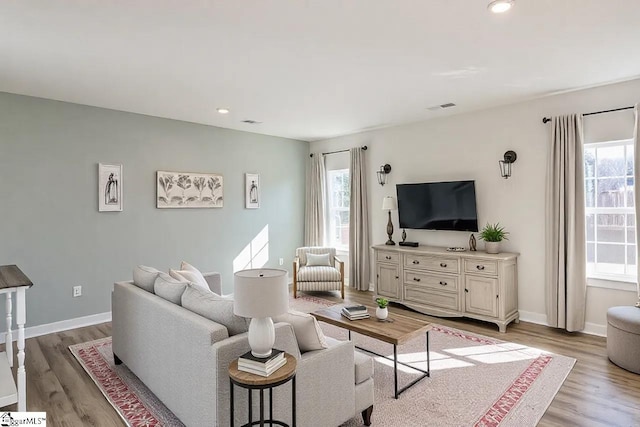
[{"left": 372, "top": 244, "right": 519, "bottom": 332}]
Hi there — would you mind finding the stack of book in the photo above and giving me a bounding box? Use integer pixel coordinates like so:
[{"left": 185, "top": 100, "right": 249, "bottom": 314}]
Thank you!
[
  {"left": 238, "top": 349, "right": 286, "bottom": 377},
  {"left": 341, "top": 305, "right": 370, "bottom": 320}
]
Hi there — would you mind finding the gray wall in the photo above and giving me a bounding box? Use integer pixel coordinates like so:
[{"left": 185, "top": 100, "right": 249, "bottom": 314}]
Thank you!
[{"left": 0, "top": 92, "right": 308, "bottom": 330}]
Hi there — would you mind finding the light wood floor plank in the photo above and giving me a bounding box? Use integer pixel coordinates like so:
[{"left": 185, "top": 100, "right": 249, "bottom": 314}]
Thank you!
[{"left": 1, "top": 288, "right": 638, "bottom": 426}]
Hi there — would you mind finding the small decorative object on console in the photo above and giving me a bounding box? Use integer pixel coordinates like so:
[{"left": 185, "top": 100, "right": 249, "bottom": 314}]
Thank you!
[
  {"left": 446, "top": 247, "right": 466, "bottom": 252},
  {"left": 479, "top": 222, "right": 509, "bottom": 254},
  {"left": 401, "top": 229, "right": 407, "bottom": 243},
  {"left": 469, "top": 234, "right": 477, "bottom": 251}
]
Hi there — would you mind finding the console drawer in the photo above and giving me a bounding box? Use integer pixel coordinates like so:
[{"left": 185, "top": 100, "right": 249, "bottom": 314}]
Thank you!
[
  {"left": 404, "top": 254, "right": 459, "bottom": 274},
  {"left": 403, "top": 270, "right": 458, "bottom": 292},
  {"left": 404, "top": 286, "right": 460, "bottom": 311},
  {"left": 464, "top": 259, "right": 498, "bottom": 276},
  {"left": 377, "top": 251, "right": 400, "bottom": 264}
]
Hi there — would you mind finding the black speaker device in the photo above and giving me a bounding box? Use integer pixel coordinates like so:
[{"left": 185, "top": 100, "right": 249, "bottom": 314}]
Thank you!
[{"left": 399, "top": 241, "right": 419, "bottom": 247}]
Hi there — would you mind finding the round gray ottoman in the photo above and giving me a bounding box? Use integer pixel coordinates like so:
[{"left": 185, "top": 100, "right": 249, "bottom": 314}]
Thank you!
[{"left": 607, "top": 306, "right": 640, "bottom": 374}]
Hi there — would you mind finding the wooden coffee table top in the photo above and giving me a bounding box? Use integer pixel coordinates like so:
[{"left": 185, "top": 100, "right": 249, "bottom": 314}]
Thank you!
[{"left": 312, "top": 305, "right": 432, "bottom": 346}]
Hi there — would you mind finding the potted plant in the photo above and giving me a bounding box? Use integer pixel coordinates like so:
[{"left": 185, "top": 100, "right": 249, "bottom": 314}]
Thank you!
[
  {"left": 375, "top": 297, "right": 389, "bottom": 320},
  {"left": 479, "top": 223, "right": 509, "bottom": 254}
]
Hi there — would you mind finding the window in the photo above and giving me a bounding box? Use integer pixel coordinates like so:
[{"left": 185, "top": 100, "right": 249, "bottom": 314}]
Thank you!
[
  {"left": 327, "top": 169, "right": 350, "bottom": 251},
  {"left": 584, "top": 139, "right": 636, "bottom": 282}
]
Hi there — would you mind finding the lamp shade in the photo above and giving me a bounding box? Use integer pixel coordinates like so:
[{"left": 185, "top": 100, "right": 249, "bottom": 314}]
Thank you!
[
  {"left": 382, "top": 196, "right": 397, "bottom": 211},
  {"left": 233, "top": 268, "right": 289, "bottom": 318}
]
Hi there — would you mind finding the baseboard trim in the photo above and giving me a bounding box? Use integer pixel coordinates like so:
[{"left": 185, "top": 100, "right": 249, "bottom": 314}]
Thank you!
[
  {"left": 518, "top": 310, "right": 607, "bottom": 337},
  {"left": 583, "top": 322, "right": 607, "bottom": 337},
  {"left": 518, "top": 310, "right": 548, "bottom": 326},
  {"left": 1, "top": 312, "right": 112, "bottom": 344}
]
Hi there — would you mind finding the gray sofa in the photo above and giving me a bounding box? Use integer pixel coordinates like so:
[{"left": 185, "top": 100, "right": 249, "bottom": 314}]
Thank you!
[{"left": 112, "top": 272, "right": 374, "bottom": 427}]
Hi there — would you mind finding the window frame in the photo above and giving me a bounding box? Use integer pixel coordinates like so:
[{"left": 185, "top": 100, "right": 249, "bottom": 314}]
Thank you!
[
  {"left": 584, "top": 138, "right": 637, "bottom": 286},
  {"left": 326, "top": 168, "right": 350, "bottom": 252}
]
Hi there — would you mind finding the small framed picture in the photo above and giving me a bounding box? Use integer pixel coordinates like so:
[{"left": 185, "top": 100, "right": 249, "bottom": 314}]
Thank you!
[
  {"left": 98, "top": 163, "right": 123, "bottom": 212},
  {"left": 245, "top": 173, "right": 260, "bottom": 209}
]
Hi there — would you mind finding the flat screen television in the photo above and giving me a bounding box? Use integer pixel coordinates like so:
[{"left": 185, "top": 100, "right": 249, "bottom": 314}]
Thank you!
[{"left": 396, "top": 180, "right": 478, "bottom": 232}]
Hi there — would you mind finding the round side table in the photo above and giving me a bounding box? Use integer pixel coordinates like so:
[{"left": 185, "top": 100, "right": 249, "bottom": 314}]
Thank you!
[{"left": 229, "top": 353, "right": 297, "bottom": 427}]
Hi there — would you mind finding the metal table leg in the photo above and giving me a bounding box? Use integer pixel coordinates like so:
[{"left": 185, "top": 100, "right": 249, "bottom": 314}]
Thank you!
[
  {"left": 393, "top": 345, "right": 399, "bottom": 399},
  {"left": 230, "top": 380, "right": 234, "bottom": 427}
]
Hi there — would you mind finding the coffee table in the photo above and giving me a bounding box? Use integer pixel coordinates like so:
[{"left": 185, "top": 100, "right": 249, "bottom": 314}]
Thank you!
[{"left": 312, "top": 305, "right": 432, "bottom": 399}]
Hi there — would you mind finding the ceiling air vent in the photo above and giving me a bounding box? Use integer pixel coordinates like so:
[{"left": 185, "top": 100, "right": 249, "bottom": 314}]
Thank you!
[
  {"left": 427, "top": 103, "right": 457, "bottom": 111},
  {"left": 242, "top": 120, "right": 263, "bottom": 124}
]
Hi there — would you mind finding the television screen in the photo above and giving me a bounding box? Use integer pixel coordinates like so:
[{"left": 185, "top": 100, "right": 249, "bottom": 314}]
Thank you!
[{"left": 396, "top": 181, "right": 478, "bottom": 231}]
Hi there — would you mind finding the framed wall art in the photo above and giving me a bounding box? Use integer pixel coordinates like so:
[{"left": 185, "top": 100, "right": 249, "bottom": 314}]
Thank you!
[
  {"left": 98, "top": 163, "right": 123, "bottom": 212},
  {"left": 245, "top": 173, "right": 260, "bottom": 209},
  {"left": 157, "top": 171, "right": 223, "bottom": 208}
]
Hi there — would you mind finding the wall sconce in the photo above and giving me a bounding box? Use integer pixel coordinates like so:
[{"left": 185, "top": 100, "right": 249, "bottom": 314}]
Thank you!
[
  {"left": 499, "top": 151, "right": 517, "bottom": 179},
  {"left": 377, "top": 164, "right": 392, "bottom": 186}
]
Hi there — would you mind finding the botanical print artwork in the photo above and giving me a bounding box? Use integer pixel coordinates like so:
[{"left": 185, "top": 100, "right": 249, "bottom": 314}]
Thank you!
[
  {"left": 157, "top": 171, "right": 223, "bottom": 208},
  {"left": 99, "top": 163, "right": 123, "bottom": 212},
  {"left": 245, "top": 173, "right": 260, "bottom": 209}
]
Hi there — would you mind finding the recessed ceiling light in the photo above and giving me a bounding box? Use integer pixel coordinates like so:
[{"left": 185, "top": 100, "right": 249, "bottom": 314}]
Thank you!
[
  {"left": 216, "top": 108, "right": 230, "bottom": 114},
  {"left": 488, "top": 0, "right": 514, "bottom": 13}
]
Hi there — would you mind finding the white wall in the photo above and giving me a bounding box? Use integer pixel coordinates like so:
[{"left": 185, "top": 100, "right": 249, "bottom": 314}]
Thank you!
[{"left": 310, "top": 78, "right": 640, "bottom": 334}]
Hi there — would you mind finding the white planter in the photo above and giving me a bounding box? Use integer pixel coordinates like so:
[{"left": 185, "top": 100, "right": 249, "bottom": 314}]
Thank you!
[
  {"left": 484, "top": 241, "right": 501, "bottom": 254},
  {"left": 376, "top": 307, "right": 388, "bottom": 320}
]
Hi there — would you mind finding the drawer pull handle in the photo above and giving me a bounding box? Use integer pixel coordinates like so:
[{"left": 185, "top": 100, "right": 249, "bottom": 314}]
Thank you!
[
  {"left": 413, "top": 260, "right": 420, "bottom": 264},
  {"left": 476, "top": 265, "right": 485, "bottom": 270},
  {"left": 395, "top": 276, "right": 399, "bottom": 279},
  {"left": 413, "top": 277, "right": 421, "bottom": 282},
  {"left": 440, "top": 263, "right": 447, "bottom": 268},
  {"left": 439, "top": 281, "right": 447, "bottom": 286},
  {"left": 385, "top": 256, "right": 392, "bottom": 260}
]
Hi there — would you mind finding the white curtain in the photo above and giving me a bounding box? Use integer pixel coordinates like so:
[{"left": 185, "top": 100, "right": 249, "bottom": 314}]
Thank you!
[
  {"left": 545, "top": 114, "right": 587, "bottom": 331},
  {"left": 349, "top": 147, "right": 370, "bottom": 291},
  {"left": 304, "top": 154, "right": 326, "bottom": 246},
  {"left": 634, "top": 104, "right": 640, "bottom": 307}
]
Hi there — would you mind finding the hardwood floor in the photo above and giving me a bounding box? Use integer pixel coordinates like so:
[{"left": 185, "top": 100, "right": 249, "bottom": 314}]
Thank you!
[{"left": 1, "top": 288, "right": 639, "bottom": 426}]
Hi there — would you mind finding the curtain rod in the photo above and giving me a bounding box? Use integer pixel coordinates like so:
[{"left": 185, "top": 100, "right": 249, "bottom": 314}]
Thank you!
[
  {"left": 309, "top": 145, "right": 367, "bottom": 158},
  {"left": 542, "top": 106, "right": 634, "bottom": 124}
]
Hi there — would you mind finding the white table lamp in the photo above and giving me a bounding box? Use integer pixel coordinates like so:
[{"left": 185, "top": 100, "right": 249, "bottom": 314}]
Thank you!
[
  {"left": 234, "top": 268, "right": 289, "bottom": 358},
  {"left": 382, "top": 196, "right": 397, "bottom": 245}
]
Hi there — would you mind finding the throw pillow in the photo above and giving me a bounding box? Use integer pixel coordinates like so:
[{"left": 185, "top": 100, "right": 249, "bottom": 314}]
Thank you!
[
  {"left": 169, "top": 268, "right": 210, "bottom": 291},
  {"left": 132, "top": 265, "right": 161, "bottom": 293},
  {"left": 306, "top": 253, "right": 331, "bottom": 267},
  {"left": 154, "top": 272, "right": 188, "bottom": 304},
  {"left": 273, "top": 309, "right": 329, "bottom": 352},
  {"left": 181, "top": 283, "right": 250, "bottom": 336}
]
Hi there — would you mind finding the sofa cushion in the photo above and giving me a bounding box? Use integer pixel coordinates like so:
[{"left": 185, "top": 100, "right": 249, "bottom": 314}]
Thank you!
[
  {"left": 354, "top": 350, "right": 374, "bottom": 385},
  {"left": 297, "top": 266, "right": 341, "bottom": 282},
  {"left": 133, "top": 265, "right": 161, "bottom": 293},
  {"left": 306, "top": 253, "right": 331, "bottom": 267},
  {"left": 273, "top": 309, "right": 328, "bottom": 352},
  {"left": 169, "top": 268, "right": 209, "bottom": 291},
  {"left": 154, "top": 272, "right": 188, "bottom": 304},
  {"left": 181, "top": 283, "right": 250, "bottom": 336}
]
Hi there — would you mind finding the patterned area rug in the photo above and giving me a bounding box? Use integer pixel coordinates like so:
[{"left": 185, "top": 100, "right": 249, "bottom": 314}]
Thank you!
[{"left": 70, "top": 295, "right": 575, "bottom": 427}]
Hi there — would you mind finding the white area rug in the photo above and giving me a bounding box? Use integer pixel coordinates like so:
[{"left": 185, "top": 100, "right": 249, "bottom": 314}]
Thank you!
[{"left": 70, "top": 295, "right": 575, "bottom": 426}]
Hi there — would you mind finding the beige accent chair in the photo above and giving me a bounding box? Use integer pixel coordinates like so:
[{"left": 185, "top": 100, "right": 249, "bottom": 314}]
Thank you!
[{"left": 293, "top": 246, "right": 345, "bottom": 299}]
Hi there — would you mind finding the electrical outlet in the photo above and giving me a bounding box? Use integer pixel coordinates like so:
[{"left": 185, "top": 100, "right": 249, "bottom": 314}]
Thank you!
[
  {"left": 73, "top": 286, "right": 82, "bottom": 297},
  {"left": 279, "top": 258, "right": 284, "bottom": 266}
]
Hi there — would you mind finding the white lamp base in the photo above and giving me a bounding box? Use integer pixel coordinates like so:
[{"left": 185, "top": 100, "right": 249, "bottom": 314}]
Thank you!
[{"left": 248, "top": 317, "right": 275, "bottom": 358}]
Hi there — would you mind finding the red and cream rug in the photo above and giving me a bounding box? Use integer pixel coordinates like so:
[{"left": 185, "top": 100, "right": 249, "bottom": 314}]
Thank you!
[{"left": 69, "top": 295, "right": 575, "bottom": 427}]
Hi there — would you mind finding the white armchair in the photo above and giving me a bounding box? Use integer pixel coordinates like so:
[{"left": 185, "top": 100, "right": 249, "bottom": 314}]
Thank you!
[{"left": 293, "top": 246, "right": 345, "bottom": 299}]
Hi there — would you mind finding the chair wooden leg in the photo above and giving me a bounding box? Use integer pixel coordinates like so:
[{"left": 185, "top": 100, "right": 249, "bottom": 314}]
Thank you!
[
  {"left": 340, "top": 261, "right": 345, "bottom": 299},
  {"left": 293, "top": 278, "right": 298, "bottom": 298}
]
